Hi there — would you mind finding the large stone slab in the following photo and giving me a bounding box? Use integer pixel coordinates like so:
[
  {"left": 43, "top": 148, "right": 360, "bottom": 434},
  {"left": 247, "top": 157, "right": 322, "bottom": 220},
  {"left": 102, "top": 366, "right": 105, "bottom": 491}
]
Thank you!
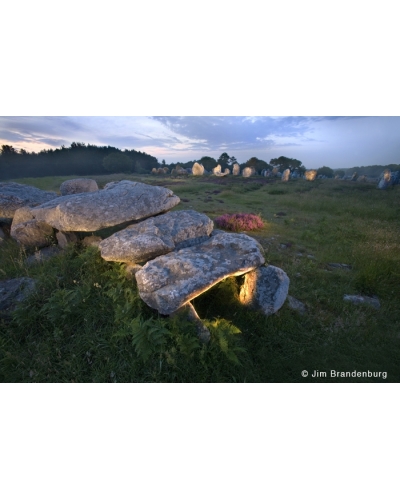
[
  {"left": 135, "top": 232, "right": 265, "bottom": 315},
  {"left": 239, "top": 265, "right": 290, "bottom": 316},
  {"left": 30, "top": 180, "right": 180, "bottom": 232},
  {"left": 0, "top": 182, "right": 58, "bottom": 218},
  {"left": 99, "top": 210, "right": 213, "bottom": 263}
]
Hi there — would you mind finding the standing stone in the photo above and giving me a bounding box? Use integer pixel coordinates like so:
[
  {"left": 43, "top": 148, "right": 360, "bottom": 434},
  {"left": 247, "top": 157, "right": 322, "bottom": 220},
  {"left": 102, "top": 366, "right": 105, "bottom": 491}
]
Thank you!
[
  {"left": 60, "top": 178, "right": 98, "bottom": 196},
  {"left": 304, "top": 170, "right": 317, "bottom": 181},
  {"left": 192, "top": 162, "right": 205, "bottom": 176},
  {"left": 272, "top": 167, "right": 279, "bottom": 176},
  {"left": 238, "top": 265, "right": 289, "bottom": 316},
  {"left": 378, "top": 169, "right": 392, "bottom": 189},
  {"left": 242, "top": 167, "right": 253, "bottom": 178},
  {"left": 99, "top": 210, "right": 213, "bottom": 263},
  {"left": 0, "top": 182, "right": 58, "bottom": 219},
  {"left": 10, "top": 205, "right": 54, "bottom": 248},
  {"left": 224, "top": 168, "right": 230, "bottom": 175},
  {"left": 282, "top": 169, "right": 291, "bottom": 182},
  {"left": 213, "top": 165, "right": 222, "bottom": 175},
  {"left": 135, "top": 232, "right": 265, "bottom": 315},
  {"left": 351, "top": 172, "right": 358, "bottom": 182},
  {"left": 232, "top": 163, "right": 240, "bottom": 176},
  {"left": 30, "top": 181, "right": 180, "bottom": 232}
]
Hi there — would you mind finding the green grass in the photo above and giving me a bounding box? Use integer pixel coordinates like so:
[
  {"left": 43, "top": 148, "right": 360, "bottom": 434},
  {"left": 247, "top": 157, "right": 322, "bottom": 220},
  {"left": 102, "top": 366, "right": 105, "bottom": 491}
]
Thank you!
[{"left": 1, "top": 175, "right": 400, "bottom": 382}]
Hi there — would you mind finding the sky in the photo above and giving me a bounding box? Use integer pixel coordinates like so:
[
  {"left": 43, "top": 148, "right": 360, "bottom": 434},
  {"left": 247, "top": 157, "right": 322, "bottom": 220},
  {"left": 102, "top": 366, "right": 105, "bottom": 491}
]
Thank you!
[{"left": 0, "top": 116, "right": 399, "bottom": 170}]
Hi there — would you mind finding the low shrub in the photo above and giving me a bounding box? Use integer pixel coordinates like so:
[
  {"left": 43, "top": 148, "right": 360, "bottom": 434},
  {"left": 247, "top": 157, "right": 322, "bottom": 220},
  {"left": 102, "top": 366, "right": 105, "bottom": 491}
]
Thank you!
[{"left": 214, "top": 213, "right": 264, "bottom": 232}]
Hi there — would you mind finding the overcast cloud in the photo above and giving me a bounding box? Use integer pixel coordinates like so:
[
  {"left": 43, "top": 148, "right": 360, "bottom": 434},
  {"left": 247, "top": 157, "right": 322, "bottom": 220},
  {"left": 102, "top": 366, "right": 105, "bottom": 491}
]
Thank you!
[{"left": 0, "top": 116, "right": 399, "bottom": 170}]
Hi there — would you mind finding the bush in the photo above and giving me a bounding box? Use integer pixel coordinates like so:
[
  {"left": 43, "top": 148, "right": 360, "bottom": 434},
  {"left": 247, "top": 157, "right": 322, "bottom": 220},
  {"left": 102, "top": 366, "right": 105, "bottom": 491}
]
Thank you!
[{"left": 214, "top": 213, "right": 264, "bottom": 232}]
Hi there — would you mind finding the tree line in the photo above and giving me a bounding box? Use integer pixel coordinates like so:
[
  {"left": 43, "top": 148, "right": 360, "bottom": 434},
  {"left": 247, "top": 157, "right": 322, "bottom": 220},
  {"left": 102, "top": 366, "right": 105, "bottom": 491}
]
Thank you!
[{"left": 0, "top": 143, "right": 159, "bottom": 180}]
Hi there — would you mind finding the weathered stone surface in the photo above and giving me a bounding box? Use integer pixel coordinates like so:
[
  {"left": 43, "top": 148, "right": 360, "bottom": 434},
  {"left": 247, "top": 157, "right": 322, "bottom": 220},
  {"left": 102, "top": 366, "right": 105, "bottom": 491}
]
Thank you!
[
  {"left": 239, "top": 265, "right": 289, "bottom": 316},
  {"left": 99, "top": 210, "right": 213, "bottom": 263},
  {"left": 0, "top": 277, "right": 37, "bottom": 318},
  {"left": 232, "top": 163, "right": 240, "bottom": 175},
  {"left": 242, "top": 167, "right": 253, "bottom": 178},
  {"left": 192, "top": 162, "right": 204, "bottom": 176},
  {"left": 0, "top": 182, "right": 58, "bottom": 218},
  {"left": 135, "top": 232, "right": 265, "bottom": 315},
  {"left": 30, "top": 181, "right": 180, "bottom": 232},
  {"left": 10, "top": 206, "right": 54, "bottom": 248},
  {"left": 351, "top": 172, "right": 358, "bottom": 182},
  {"left": 272, "top": 167, "right": 279, "bottom": 176},
  {"left": 304, "top": 170, "right": 317, "bottom": 181},
  {"left": 282, "top": 169, "right": 290, "bottom": 182},
  {"left": 60, "top": 178, "right": 99, "bottom": 196},
  {"left": 343, "top": 294, "right": 380, "bottom": 309},
  {"left": 56, "top": 231, "right": 79, "bottom": 249}
]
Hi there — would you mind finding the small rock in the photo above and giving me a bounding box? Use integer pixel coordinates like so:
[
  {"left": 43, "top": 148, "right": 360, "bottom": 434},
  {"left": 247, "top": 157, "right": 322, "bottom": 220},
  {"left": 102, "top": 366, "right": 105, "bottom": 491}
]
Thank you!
[
  {"left": 307, "top": 254, "right": 315, "bottom": 260},
  {"left": 0, "top": 277, "right": 37, "bottom": 318},
  {"left": 56, "top": 231, "right": 78, "bottom": 249},
  {"left": 287, "top": 295, "right": 306, "bottom": 314},
  {"left": 327, "top": 263, "right": 352, "bottom": 270},
  {"left": 343, "top": 294, "right": 380, "bottom": 310},
  {"left": 25, "top": 246, "right": 62, "bottom": 266}
]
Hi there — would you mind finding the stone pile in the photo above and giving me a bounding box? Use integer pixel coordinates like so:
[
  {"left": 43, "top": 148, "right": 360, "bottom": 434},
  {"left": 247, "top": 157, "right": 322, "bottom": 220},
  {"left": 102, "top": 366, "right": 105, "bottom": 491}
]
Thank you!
[{"left": 0, "top": 178, "right": 291, "bottom": 340}]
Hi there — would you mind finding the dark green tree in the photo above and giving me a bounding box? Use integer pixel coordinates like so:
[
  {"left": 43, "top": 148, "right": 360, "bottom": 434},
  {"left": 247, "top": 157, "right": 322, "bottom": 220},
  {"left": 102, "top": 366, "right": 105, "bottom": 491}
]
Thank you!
[
  {"left": 217, "top": 152, "right": 231, "bottom": 169},
  {"left": 102, "top": 152, "right": 133, "bottom": 173},
  {"left": 270, "top": 156, "right": 303, "bottom": 173},
  {"left": 317, "top": 166, "right": 334, "bottom": 178},
  {"left": 199, "top": 156, "right": 217, "bottom": 170}
]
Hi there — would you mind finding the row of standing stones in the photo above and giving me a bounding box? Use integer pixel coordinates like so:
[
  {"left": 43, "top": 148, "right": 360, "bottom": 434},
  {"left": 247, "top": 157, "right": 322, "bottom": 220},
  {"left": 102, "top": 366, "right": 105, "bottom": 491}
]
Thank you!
[
  {"left": 155, "top": 162, "right": 400, "bottom": 186},
  {"left": 0, "top": 179, "right": 290, "bottom": 340}
]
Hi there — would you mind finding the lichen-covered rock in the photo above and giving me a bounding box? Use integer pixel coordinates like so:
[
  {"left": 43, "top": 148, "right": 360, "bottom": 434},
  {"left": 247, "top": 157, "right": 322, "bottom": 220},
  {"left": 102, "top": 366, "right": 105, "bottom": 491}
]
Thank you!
[
  {"left": 282, "top": 169, "right": 290, "bottom": 182},
  {"left": 239, "top": 265, "right": 289, "bottom": 316},
  {"left": 99, "top": 210, "right": 213, "bottom": 263},
  {"left": 10, "top": 206, "right": 54, "bottom": 248},
  {"left": 30, "top": 181, "right": 180, "bottom": 232},
  {"left": 0, "top": 182, "right": 58, "bottom": 218},
  {"left": 60, "top": 178, "right": 98, "bottom": 196},
  {"left": 232, "top": 163, "right": 240, "bottom": 176},
  {"left": 192, "top": 162, "right": 204, "bottom": 176},
  {"left": 135, "top": 232, "right": 265, "bottom": 315},
  {"left": 304, "top": 170, "right": 317, "bottom": 181}
]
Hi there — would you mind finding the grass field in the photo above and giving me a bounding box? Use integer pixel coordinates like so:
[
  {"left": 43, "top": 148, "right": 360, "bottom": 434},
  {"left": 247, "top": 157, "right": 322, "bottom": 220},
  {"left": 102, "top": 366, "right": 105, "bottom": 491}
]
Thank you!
[{"left": 1, "top": 174, "right": 399, "bottom": 382}]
